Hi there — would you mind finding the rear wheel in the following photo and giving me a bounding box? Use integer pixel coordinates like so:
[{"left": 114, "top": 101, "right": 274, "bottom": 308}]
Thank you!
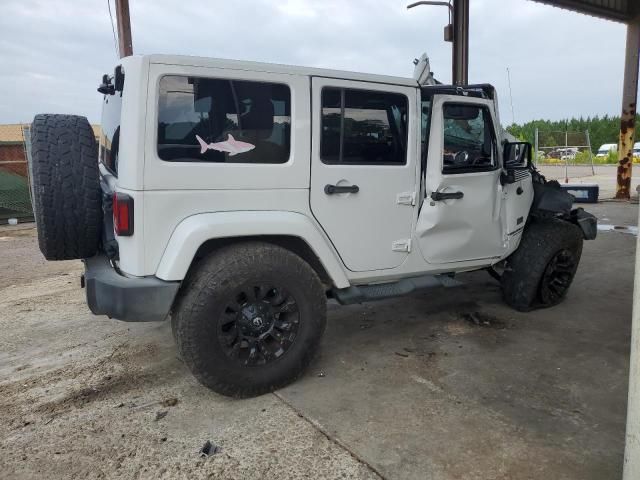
[
  {"left": 29, "top": 114, "right": 102, "bottom": 260},
  {"left": 501, "top": 218, "right": 583, "bottom": 312},
  {"left": 173, "top": 242, "right": 327, "bottom": 397}
]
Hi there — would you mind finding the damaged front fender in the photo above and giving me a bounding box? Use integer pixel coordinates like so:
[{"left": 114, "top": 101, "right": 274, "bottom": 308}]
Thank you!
[
  {"left": 532, "top": 179, "right": 573, "bottom": 216},
  {"left": 530, "top": 171, "right": 597, "bottom": 240},
  {"left": 570, "top": 208, "right": 597, "bottom": 240}
]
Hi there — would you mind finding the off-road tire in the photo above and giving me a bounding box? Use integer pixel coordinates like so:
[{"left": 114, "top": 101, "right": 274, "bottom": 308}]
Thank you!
[
  {"left": 173, "top": 242, "right": 327, "bottom": 397},
  {"left": 501, "top": 218, "right": 583, "bottom": 312},
  {"left": 29, "top": 114, "right": 102, "bottom": 260}
]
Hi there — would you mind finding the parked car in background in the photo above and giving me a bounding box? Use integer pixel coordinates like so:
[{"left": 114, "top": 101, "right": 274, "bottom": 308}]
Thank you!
[
  {"left": 545, "top": 147, "right": 577, "bottom": 160},
  {"left": 560, "top": 147, "right": 579, "bottom": 161},
  {"left": 634, "top": 142, "right": 640, "bottom": 157},
  {"left": 596, "top": 143, "right": 617, "bottom": 158}
]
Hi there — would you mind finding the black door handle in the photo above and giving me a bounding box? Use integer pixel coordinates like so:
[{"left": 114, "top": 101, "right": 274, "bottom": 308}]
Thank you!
[
  {"left": 431, "top": 191, "right": 464, "bottom": 201},
  {"left": 325, "top": 184, "right": 359, "bottom": 195}
]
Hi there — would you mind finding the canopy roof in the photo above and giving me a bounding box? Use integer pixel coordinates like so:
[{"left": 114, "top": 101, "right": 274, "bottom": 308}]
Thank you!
[{"left": 531, "top": 0, "right": 638, "bottom": 22}]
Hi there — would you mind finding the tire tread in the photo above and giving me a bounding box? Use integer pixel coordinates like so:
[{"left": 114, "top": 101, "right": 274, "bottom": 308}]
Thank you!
[
  {"left": 30, "top": 114, "right": 102, "bottom": 260},
  {"left": 173, "top": 242, "right": 327, "bottom": 397},
  {"left": 501, "top": 218, "right": 583, "bottom": 311}
]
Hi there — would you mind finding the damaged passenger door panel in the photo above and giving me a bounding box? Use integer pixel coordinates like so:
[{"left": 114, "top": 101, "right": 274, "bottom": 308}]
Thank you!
[{"left": 416, "top": 95, "right": 506, "bottom": 265}]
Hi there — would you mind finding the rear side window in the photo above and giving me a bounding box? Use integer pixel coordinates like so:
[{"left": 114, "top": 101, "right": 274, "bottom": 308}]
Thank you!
[
  {"left": 157, "top": 76, "right": 291, "bottom": 164},
  {"left": 320, "top": 88, "right": 408, "bottom": 165},
  {"left": 100, "top": 92, "right": 122, "bottom": 175}
]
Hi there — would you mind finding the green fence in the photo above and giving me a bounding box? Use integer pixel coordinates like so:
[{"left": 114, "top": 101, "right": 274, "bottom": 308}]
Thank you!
[
  {"left": 0, "top": 125, "right": 33, "bottom": 222},
  {"left": 0, "top": 169, "right": 32, "bottom": 220}
]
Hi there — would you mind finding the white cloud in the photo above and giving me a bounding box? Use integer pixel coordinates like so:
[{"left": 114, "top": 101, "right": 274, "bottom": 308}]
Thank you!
[{"left": 0, "top": 0, "right": 630, "bottom": 124}]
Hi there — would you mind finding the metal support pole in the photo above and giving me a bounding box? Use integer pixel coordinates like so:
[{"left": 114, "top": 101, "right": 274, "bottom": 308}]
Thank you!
[
  {"left": 534, "top": 128, "right": 539, "bottom": 167},
  {"left": 407, "top": 0, "right": 468, "bottom": 85},
  {"left": 565, "top": 130, "right": 569, "bottom": 184},
  {"left": 616, "top": 21, "right": 640, "bottom": 199},
  {"left": 115, "top": 0, "right": 133, "bottom": 58},
  {"left": 452, "top": 0, "right": 469, "bottom": 85},
  {"left": 586, "top": 130, "right": 595, "bottom": 176}
]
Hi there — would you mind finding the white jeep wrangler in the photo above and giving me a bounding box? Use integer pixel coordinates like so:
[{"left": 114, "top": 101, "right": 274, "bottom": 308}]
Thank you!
[{"left": 29, "top": 54, "right": 596, "bottom": 397}]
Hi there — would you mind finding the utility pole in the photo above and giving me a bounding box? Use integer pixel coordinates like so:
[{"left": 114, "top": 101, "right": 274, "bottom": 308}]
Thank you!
[
  {"left": 407, "top": 0, "right": 469, "bottom": 85},
  {"left": 115, "top": 0, "right": 133, "bottom": 58}
]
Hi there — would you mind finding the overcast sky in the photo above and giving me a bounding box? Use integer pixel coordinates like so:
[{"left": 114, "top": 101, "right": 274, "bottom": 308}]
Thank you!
[{"left": 0, "top": 0, "right": 630, "bottom": 126}]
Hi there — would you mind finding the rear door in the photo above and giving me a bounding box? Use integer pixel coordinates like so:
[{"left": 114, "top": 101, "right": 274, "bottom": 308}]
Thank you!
[
  {"left": 416, "top": 95, "right": 506, "bottom": 264},
  {"left": 310, "top": 78, "right": 418, "bottom": 272}
]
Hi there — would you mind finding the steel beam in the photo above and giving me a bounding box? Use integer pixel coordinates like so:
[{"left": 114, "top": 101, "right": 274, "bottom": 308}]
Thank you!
[
  {"left": 615, "top": 21, "right": 640, "bottom": 199},
  {"left": 452, "top": 0, "right": 469, "bottom": 85}
]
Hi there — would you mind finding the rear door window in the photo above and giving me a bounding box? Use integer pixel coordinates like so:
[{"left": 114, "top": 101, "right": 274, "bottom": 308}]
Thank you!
[
  {"left": 157, "top": 76, "right": 291, "bottom": 164},
  {"left": 320, "top": 87, "right": 408, "bottom": 165}
]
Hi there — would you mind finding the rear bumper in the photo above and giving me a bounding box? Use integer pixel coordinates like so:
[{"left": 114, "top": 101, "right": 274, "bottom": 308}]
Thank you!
[{"left": 83, "top": 254, "right": 180, "bottom": 322}]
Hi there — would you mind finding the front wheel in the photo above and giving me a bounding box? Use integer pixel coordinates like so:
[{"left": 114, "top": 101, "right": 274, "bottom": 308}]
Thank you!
[
  {"left": 501, "top": 218, "right": 583, "bottom": 312},
  {"left": 172, "top": 242, "right": 327, "bottom": 397}
]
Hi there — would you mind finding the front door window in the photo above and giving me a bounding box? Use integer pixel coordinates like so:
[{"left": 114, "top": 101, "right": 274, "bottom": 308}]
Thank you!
[{"left": 442, "top": 104, "right": 496, "bottom": 173}]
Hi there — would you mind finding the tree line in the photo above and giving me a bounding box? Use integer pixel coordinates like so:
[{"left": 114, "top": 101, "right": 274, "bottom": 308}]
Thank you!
[{"left": 506, "top": 115, "right": 640, "bottom": 153}]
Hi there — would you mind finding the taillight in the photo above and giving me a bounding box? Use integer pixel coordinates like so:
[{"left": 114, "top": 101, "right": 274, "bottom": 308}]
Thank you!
[{"left": 113, "top": 192, "right": 134, "bottom": 236}]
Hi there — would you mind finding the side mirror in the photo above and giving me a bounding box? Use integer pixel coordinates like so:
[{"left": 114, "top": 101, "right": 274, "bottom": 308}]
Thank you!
[{"left": 503, "top": 141, "right": 532, "bottom": 170}]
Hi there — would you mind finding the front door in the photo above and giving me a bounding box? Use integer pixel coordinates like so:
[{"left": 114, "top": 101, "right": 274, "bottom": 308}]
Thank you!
[
  {"left": 416, "top": 95, "right": 506, "bottom": 264},
  {"left": 310, "top": 78, "right": 418, "bottom": 272}
]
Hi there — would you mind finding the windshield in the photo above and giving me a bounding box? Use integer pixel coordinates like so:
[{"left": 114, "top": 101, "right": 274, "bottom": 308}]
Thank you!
[{"left": 99, "top": 80, "right": 123, "bottom": 176}]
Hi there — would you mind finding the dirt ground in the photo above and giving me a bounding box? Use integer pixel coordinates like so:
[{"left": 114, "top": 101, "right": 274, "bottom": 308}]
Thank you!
[
  {"left": 0, "top": 227, "right": 375, "bottom": 480},
  {"left": 0, "top": 201, "right": 636, "bottom": 479}
]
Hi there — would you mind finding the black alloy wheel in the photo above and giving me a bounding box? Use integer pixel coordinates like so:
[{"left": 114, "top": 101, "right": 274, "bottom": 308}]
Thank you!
[
  {"left": 172, "top": 241, "right": 327, "bottom": 397},
  {"left": 219, "top": 285, "right": 300, "bottom": 366},
  {"left": 538, "top": 249, "right": 577, "bottom": 305}
]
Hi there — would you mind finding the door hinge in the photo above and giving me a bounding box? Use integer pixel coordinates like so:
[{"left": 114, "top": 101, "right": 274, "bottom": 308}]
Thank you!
[
  {"left": 396, "top": 191, "right": 416, "bottom": 206},
  {"left": 392, "top": 239, "right": 412, "bottom": 253}
]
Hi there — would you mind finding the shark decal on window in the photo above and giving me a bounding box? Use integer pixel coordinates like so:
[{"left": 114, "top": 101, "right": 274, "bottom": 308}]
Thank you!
[{"left": 195, "top": 134, "right": 256, "bottom": 156}]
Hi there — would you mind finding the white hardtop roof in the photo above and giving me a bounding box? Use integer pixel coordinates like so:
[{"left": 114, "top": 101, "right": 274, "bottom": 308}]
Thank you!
[{"left": 145, "top": 54, "right": 420, "bottom": 88}]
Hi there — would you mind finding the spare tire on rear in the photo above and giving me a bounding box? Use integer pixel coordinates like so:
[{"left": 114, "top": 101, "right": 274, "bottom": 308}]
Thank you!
[{"left": 29, "top": 114, "right": 102, "bottom": 260}]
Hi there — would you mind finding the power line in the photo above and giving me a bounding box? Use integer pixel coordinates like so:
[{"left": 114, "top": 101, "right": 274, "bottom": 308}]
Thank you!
[
  {"left": 506, "top": 67, "right": 516, "bottom": 125},
  {"left": 107, "top": 0, "right": 119, "bottom": 59}
]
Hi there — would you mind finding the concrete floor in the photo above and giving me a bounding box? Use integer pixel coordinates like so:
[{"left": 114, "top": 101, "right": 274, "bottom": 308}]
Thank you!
[{"left": 0, "top": 201, "right": 636, "bottom": 479}]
